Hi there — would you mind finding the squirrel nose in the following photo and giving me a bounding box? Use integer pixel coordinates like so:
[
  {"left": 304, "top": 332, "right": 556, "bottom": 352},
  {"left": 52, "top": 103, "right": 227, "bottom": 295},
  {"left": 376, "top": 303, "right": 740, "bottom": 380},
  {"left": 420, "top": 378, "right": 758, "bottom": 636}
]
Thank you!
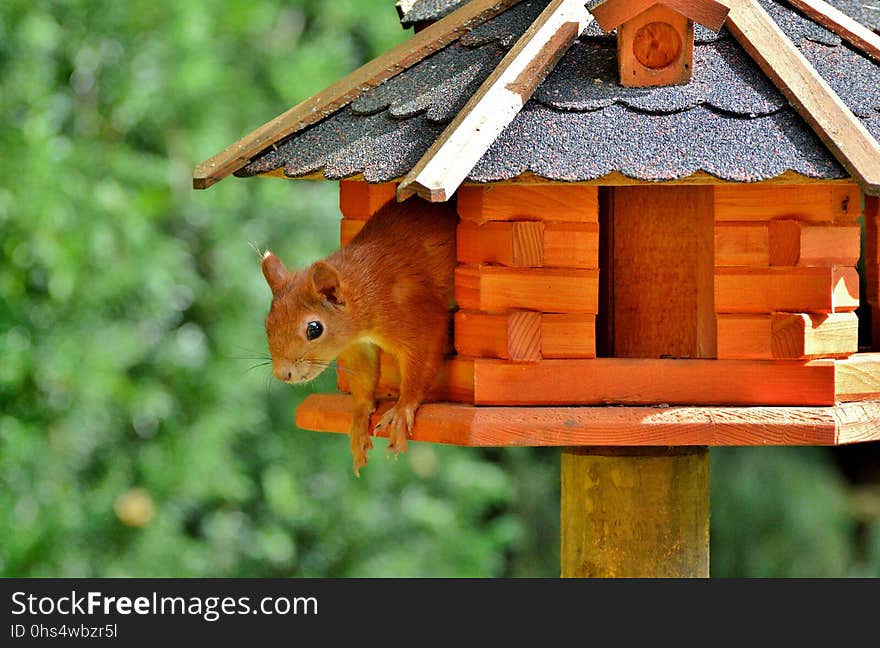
[{"left": 273, "top": 364, "right": 294, "bottom": 382}]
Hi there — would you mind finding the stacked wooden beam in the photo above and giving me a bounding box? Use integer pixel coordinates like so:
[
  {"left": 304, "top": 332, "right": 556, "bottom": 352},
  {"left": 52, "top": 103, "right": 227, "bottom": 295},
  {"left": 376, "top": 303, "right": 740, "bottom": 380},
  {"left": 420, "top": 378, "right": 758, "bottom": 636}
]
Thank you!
[
  {"left": 334, "top": 180, "right": 880, "bottom": 409},
  {"left": 714, "top": 184, "right": 862, "bottom": 360},
  {"left": 453, "top": 184, "right": 599, "bottom": 363}
]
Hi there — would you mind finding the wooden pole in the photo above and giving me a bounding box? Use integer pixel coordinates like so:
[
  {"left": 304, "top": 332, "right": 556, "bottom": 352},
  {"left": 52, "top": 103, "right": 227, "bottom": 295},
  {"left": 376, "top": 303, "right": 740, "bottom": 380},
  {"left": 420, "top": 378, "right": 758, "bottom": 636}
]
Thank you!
[
  {"left": 560, "top": 186, "right": 714, "bottom": 578},
  {"left": 561, "top": 446, "right": 710, "bottom": 577}
]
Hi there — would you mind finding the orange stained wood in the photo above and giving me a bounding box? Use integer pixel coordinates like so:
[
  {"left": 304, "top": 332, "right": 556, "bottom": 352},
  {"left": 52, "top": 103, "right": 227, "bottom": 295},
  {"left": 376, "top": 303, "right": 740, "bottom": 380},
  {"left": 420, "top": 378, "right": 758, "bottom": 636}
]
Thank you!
[
  {"left": 714, "top": 266, "right": 860, "bottom": 313},
  {"left": 296, "top": 394, "right": 880, "bottom": 446},
  {"left": 714, "top": 222, "right": 770, "bottom": 266},
  {"left": 590, "top": 0, "right": 730, "bottom": 32},
  {"left": 836, "top": 353, "right": 880, "bottom": 401},
  {"left": 716, "top": 312, "right": 859, "bottom": 359},
  {"left": 618, "top": 4, "right": 693, "bottom": 87},
  {"left": 541, "top": 313, "right": 596, "bottom": 358},
  {"left": 338, "top": 180, "right": 398, "bottom": 219},
  {"left": 767, "top": 221, "right": 860, "bottom": 266},
  {"left": 542, "top": 222, "right": 600, "bottom": 268},
  {"left": 339, "top": 219, "right": 366, "bottom": 246},
  {"left": 455, "top": 265, "right": 599, "bottom": 313},
  {"left": 456, "top": 184, "right": 599, "bottom": 223},
  {"left": 454, "top": 311, "right": 596, "bottom": 359},
  {"left": 457, "top": 222, "right": 543, "bottom": 266},
  {"left": 469, "top": 357, "right": 837, "bottom": 406},
  {"left": 714, "top": 221, "right": 860, "bottom": 267},
  {"left": 454, "top": 310, "right": 541, "bottom": 361},
  {"left": 713, "top": 184, "right": 862, "bottom": 222},
  {"left": 457, "top": 221, "right": 599, "bottom": 267},
  {"left": 611, "top": 186, "right": 715, "bottom": 358},
  {"left": 333, "top": 351, "right": 880, "bottom": 408}
]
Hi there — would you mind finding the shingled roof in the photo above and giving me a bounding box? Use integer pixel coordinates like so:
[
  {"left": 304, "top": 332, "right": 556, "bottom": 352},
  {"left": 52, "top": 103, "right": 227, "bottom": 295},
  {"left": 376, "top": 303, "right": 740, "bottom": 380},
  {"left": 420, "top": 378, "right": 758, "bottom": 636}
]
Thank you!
[
  {"left": 235, "top": 0, "right": 879, "bottom": 188},
  {"left": 403, "top": 0, "right": 880, "bottom": 30},
  {"left": 399, "top": 0, "right": 471, "bottom": 27}
]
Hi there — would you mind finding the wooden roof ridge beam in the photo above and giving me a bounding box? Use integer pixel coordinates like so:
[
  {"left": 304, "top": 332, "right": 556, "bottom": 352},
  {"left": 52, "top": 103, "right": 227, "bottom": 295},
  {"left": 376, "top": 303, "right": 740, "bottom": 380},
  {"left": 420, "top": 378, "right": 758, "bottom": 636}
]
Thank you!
[
  {"left": 192, "top": 0, "right": 527, "bottom": 190},
  {"left": 724, "top": 0, "right": 880, "bottom": 196},
  {"left": 397, "top": 0, "right": 594, "bottom": 202},
  {"left": 785, "top": 0, "right": 880, "bottom": 63},
  {"left": 591, "top": 0, "right": 730, "bottom": 32}
]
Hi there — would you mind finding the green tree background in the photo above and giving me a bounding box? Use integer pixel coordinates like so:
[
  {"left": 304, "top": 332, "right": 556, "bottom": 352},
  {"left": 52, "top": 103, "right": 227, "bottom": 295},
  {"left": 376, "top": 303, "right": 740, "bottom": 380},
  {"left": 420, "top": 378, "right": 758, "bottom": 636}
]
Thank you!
[{"left": 1, "top": 0, "right": 878, "bottom": 577}]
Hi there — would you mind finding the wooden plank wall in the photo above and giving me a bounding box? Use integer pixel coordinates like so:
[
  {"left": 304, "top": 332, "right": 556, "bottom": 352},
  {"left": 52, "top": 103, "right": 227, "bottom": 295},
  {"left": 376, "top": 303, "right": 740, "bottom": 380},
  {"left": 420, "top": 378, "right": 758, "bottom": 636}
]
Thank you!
[
  {"left": 610, "top": 186, "right": 715, "bottom": 358},
  {"left": 454, "top": 184, "right": 600, "bottom": 362},
  {"left": 714, "top": 184, "right": 862, "bottom": 360},
  {"left": 331, "top": 180, "right": 875, "bottom": 409}
]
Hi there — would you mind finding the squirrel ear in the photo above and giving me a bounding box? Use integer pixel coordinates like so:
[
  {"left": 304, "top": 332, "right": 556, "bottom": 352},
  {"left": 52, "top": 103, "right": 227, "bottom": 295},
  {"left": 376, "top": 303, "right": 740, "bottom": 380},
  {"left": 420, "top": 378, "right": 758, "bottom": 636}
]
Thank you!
[
  {"left": 309, "top": 261, "right": 345, "bottom": 306},
  {"left": 261, "top": 251, "right": 288, "bottom": 295}
]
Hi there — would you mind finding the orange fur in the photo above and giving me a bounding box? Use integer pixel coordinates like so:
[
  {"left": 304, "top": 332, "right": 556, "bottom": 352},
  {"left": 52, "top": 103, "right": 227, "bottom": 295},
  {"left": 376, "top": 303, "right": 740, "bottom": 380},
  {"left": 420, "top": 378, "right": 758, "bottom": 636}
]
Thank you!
[{"left": 262, "top": 199, "right": 458, "bottom": 475}]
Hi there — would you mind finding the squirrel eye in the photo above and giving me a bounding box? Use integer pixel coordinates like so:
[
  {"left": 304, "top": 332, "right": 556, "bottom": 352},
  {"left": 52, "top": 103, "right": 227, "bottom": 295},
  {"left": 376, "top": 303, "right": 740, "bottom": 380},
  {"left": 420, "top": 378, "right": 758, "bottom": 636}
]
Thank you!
[{"left": 306, "top": 321, "right": 324, "bottom": 341}]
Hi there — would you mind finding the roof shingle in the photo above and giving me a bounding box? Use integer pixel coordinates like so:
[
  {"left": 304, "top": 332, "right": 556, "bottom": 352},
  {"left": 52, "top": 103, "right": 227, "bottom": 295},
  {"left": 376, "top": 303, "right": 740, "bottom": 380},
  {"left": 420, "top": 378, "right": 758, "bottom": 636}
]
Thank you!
[{"left": 237, "top": 0, "right": 880, "bottom": 185}]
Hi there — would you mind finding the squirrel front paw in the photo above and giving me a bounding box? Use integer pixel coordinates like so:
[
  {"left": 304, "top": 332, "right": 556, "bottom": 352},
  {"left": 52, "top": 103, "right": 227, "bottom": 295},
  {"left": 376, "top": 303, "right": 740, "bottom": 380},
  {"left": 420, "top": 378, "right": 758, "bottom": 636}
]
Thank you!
[
  {"left": 349, "top": 427, "right": 373, "bottom": 477},
  {"left": 375, "top": 403, "right": 416, "bottom": 458}
]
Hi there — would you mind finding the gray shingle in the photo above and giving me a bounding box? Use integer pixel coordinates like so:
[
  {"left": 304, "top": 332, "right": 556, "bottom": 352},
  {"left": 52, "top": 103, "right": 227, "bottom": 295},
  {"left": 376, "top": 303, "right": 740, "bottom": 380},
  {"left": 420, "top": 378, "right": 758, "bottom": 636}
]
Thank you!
[
  {"left": 399, "top": 0, "right": 466, "bottom": 27},
  {"left": 239, "top": 109, "right": 444, "bottom": 182},
  {"left": 398, "top": 0, "right": 879, "bottom": 34},
  {"left": 239, "top": 1, "right": 879, "bottom": 185},
  {"left": 460, "top": 0, "right": 549, "bottom": 47},
  {"left": 759, "top": 0, "right": 841, "bottom": 45},
  {"left": 800, "top": 39, "right": 880, "bottom": 118},
  {"left": 469, "top": 103, "right": 846, "bottom": 182},
  {"left": 351, "top": 43, "right": 507, "bottom": 123},
  {"left": 824, "top": 0, "right": 880, "bottom": 31},
  {"left": 535, "top": 39, "right": 784, "bottom": 115}
]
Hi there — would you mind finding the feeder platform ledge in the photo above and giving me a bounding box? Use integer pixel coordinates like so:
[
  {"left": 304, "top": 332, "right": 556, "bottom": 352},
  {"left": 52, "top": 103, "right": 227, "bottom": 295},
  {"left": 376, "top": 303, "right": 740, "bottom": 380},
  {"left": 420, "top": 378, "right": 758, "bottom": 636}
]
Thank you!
[{"left": 297, "top": 394, "right": 880, "bottom": 447}]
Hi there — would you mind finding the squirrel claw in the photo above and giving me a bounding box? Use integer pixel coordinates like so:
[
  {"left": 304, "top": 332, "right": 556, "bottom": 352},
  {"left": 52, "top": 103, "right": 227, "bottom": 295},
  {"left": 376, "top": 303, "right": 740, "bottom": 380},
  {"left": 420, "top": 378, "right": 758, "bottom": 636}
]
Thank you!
[
  {"left": 376, "top": 403, "right": 417, "bottom": 460},
  {"left": 350, "top": 430, "right": 372, "bottom": 477},
  {"left": 352, "top": 449, "right": 368, "bottom": 476}
]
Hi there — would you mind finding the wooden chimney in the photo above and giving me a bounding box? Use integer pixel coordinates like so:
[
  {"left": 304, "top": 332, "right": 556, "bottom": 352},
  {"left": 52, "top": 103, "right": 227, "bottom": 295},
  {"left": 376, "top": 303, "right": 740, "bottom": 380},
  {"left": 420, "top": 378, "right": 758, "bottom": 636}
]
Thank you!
[{"left": 591, "top": 0, "right": 730, "bottom": 87}]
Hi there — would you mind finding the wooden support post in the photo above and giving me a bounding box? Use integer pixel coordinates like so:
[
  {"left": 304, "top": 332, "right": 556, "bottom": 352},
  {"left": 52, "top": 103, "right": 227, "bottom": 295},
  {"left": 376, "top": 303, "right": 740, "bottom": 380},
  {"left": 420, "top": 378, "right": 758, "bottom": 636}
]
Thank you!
[
  {"left": 561, "top": 446, "right": 710, "bottom": 578},
  {"left": 561, "top": 185, "right": 714, "bottom": 578}
]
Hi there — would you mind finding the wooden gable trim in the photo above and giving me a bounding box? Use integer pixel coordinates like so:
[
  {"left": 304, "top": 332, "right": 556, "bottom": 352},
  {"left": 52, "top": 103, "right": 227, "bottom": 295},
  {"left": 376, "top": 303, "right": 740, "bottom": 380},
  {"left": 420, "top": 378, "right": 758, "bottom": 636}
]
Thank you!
[
  {"left": 397, "top": 0, "right": 594, "bottom": 202},
  {"left": 192, "top": 0, "right": 526, "bottom": 190},
  {"left": 591, "top": 0, "right": 730, "bottom": 32},
  {"left": 725, "top": 0, "right": 880, "bottom": 197},
  {"left": 786, "top": 0, "right": 880, "bottom": 63}
]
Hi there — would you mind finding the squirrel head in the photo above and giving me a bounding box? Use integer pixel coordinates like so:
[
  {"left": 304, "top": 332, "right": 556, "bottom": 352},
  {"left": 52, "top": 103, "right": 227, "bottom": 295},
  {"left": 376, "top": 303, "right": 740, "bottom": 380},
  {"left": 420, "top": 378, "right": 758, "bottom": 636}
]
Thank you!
[{"left": 262, "top": 251, "right": 357, "bottom": 383}]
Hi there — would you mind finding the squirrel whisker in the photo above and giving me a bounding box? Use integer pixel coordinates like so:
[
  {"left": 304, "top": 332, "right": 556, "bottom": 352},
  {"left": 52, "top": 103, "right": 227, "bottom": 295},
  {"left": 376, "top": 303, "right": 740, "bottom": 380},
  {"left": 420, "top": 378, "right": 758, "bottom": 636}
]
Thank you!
[{"left": 244, "top": 361, "right": 273, "bottom": 374}]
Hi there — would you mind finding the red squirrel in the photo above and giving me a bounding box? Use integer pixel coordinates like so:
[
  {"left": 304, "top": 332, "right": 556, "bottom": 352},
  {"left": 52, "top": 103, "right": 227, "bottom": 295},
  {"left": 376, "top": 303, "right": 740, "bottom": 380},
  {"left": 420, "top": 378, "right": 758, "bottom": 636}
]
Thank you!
[{"left": 261, "top": 199, "right": 457, "bottom": 475}]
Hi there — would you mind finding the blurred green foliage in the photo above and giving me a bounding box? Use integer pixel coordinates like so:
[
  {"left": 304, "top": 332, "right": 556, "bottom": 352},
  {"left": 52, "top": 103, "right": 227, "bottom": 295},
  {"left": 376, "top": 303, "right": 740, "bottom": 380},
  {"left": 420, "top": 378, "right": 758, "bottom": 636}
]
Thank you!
[{"left": 1, "top": 0, "right": 877, "bottom": 577}]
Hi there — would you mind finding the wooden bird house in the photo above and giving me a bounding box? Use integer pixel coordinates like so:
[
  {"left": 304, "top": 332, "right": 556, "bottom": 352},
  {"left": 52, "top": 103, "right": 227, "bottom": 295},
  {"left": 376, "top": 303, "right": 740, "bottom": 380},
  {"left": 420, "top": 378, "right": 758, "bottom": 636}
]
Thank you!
[{"left": 195, "top": 0, "right": 880, "bottom": 577}]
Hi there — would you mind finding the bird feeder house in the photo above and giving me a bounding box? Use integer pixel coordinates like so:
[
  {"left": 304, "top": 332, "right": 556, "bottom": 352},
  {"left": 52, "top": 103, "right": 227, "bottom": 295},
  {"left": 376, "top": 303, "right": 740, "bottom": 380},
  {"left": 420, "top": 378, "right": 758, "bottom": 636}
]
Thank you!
[{"left": 195, "top": 0, "right": 880, "bottom": 577}]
